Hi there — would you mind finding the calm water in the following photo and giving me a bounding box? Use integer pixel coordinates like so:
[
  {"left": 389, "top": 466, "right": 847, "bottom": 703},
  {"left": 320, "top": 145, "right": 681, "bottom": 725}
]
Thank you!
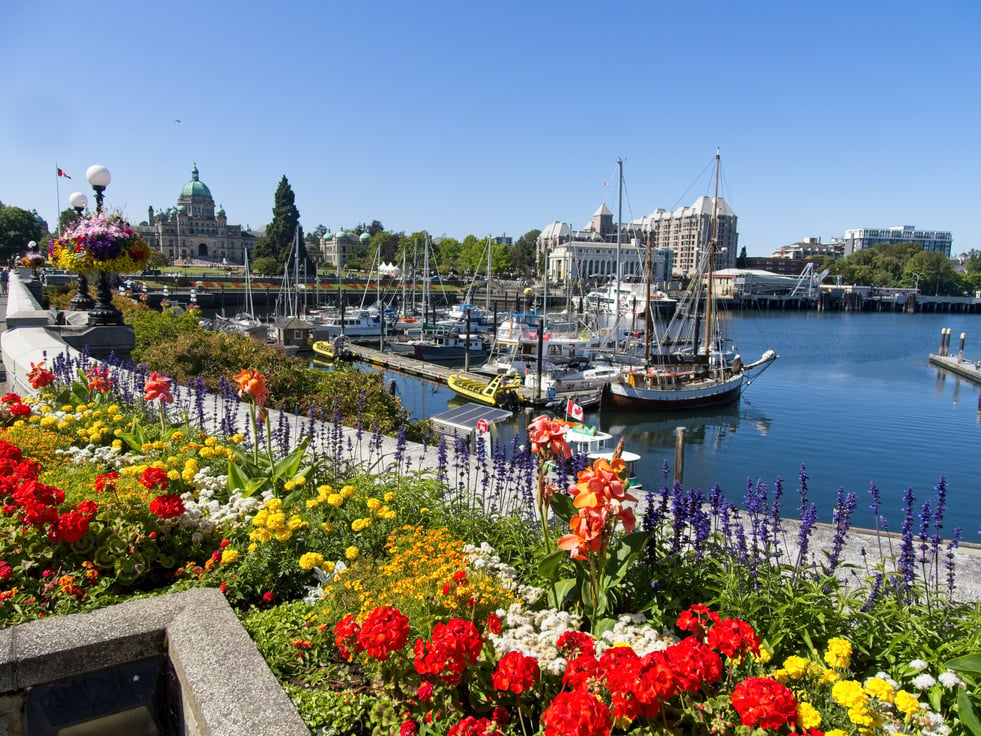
[{"left": 342, "top": 311, "right": 981, "bottom": 536}]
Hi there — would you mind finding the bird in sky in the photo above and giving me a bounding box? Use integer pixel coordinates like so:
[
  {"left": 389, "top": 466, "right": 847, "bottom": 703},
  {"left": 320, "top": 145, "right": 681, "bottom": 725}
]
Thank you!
[{"left": 174, "top": 119, "right": 181, "bottom": 123}]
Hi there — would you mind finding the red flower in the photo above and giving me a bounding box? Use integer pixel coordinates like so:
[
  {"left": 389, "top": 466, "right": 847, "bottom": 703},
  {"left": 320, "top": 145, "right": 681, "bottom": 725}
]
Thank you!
[
  {"left": 8, "top": 403, "right": 30, "bottom": 418},
  {"left": 413, "top": 618, "right": 483, "bottom": 685},
  {"left": 707, "top": 617, "right": 761, "bottom": 659},
  {"left": 357, "top": 606, "right": 410, "bottom": 661},
  {"left": 399, "top": 721, "right": 419, "bottom": 736},
  {"left": 143, "top": 371, "right": 174, "bottom": 404},
  {"left": 0, "top": 561, "right": 12, "bottom": 580},
  {"left": 50, "top": 510, "right": 90, "bottom": 543},
  {"left": 484, "top": 612, "right": 502, "bottom": 635},
  {"left": 676, "top": 603, "right": 722, "bottom": 641},
  {"left": 731, "top": 677, "right": 798, "bottom": 730},
  {"left": 149, "top": 493, "right": 185, "bottom": 519},
  {"left": 334, "top": 614, "right": 362, "bottom": 660},
  {"left": 416, "top": 682, "right": 434, "bottom": 702},
  {"left": 448, "top": 716, "right": 502, "bottom": 736},
  {"left": 665, "top": 636, "right": 722, "bottom": 693},
  {"left": 491, "top": 650, "right": 540, "bottom": 695},
  {"left": 27, "top": 362, "right": 56, "bottom": 389},
  {"left": 262, "top": 591, "right": 274, "bottom": 604},
  {"left": 75, "top": 500, "right": 98, "bottom": 519},
  {"left": 528, "top": 415, "right": 572, "bottom": 459},
  {"left": 556, "top": 630, "right": 596, "bottom": 658},
  {"left": 541, "top": 691, "right": 611, "bottom": 736},
  {"left": 563, "top": 653, "right": 602, "bottom": 692},
  {"left": 95, "top": 472, "right": 118, "bottom": 494},
  {"left": 139, "top": 467, "right": 169, "bottom": 491},
  {"left": 86, "top": 365, "right": 111, "bottom": 393}
]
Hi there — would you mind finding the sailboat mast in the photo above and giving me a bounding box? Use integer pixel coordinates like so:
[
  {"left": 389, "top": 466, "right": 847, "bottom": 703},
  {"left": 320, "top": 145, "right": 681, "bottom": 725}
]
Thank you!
[
  {"left": 645, "top": 231, "right": 652, "bottom": 364},
  {"left": 703, "top": 149, "right": 720, "bottom": 360},
  {"left": 486, "top": 235, "right": 491, "bottom": 313},
  {"left": 615, "top": 158, "right": 623, "bottom": 322}
]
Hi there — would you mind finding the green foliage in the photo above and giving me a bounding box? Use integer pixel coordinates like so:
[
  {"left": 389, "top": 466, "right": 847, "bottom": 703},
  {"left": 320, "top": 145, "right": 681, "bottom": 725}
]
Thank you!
[
  {"left": 126, "top": 304, "right": 205, "bottom": 362},
  {"left": 822, "top": 241, "right": 966, "bottom": 294},
  {"left": 253, "top": 176, "right": 307, "bottom": 272},
  {"left": 0, "top": 203, "right": 44, "bottom": 261}
]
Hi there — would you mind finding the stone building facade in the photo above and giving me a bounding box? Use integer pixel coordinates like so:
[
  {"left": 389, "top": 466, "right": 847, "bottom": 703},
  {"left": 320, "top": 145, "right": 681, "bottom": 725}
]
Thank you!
[{"left": 137, "top": 165, "right": 257, "bottom": 265}]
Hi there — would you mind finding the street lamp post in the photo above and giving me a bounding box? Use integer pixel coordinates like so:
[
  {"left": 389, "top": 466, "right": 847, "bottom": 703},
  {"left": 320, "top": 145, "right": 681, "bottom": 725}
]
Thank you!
[
  {"left": 68, "top": 191, "right": 96, "bottom": 310},
  {"left": 912, "top": 271, "right": 924, "bottom": 293},
  {"left": 84, "top": 165, "right": 124, "bottom": 326}
]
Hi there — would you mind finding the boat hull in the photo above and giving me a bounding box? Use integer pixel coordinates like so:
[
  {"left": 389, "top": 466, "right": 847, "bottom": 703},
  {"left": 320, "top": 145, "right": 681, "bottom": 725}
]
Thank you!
[
  {"left": 447, "top": 374, "right": 522, "bottom": 408},
  {"left": 604, "top": 373, "right": 743, "bottom": 410},
  {"left": 414, "top": 345, "right": 488, "bottom": 362}
]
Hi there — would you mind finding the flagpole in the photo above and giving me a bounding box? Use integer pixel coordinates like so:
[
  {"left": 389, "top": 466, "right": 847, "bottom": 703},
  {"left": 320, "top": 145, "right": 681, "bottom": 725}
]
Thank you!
[{"left": 55, "top": 163, "right": 62, "bottom": 234}]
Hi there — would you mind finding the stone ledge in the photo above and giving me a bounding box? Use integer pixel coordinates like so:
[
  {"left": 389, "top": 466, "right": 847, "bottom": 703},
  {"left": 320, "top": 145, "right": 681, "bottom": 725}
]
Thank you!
[{"left": 0, "top": 588, "right": 309, "bottom": 736}]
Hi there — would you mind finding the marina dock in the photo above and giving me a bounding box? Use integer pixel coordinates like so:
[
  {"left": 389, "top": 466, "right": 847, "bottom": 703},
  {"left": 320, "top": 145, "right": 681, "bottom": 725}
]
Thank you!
[
  {"left": 337, "top": 342, "right": 601, "bottom": 409},
  {"left": 929, "top": 328, "right": 981, "bottom": 387}
]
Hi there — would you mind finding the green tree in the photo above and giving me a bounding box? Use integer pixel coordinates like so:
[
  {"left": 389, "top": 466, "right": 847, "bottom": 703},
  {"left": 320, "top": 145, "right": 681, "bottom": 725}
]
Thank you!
[
  {"left": 253, "top": 177, "right": 307, "bottom": 272},
  {"left": 0, "top": 204, "right": 44, "bottom": 263},
  {"left": 510, "top": 230, "right": 540, "bottom": 276}
]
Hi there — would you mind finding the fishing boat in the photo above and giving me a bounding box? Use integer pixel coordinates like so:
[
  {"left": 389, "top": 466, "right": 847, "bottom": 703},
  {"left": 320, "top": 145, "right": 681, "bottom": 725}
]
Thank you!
[
  {"left": 315, "top": 308, "right": 384, "bottom": 339},
  {"left": 604, "top": 151, "right": 778, "bottom": 411},
  {"left": 387, "top": 325, "right": 489, "bottom": 362},
  {"left": 446, "top": 373, "right": 524, "bottom": 409}
]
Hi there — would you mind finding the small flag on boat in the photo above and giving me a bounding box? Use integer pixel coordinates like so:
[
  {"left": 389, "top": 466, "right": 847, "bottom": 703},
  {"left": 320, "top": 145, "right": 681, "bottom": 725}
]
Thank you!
[
  {"left": 566, "top": 399, "right": 584, "bottom": 421},
  {"left": 57, "top": 167, "right": 71, "bottom": 179}
]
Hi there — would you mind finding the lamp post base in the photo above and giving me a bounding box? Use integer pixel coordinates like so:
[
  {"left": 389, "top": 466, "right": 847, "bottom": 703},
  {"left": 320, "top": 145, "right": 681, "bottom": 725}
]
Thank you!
[
  {"left": 87, "top": 270, "right": 124, "bottom": 326},
  {"left": 70, "top": 273, "right": 96, "bottom": 311}
]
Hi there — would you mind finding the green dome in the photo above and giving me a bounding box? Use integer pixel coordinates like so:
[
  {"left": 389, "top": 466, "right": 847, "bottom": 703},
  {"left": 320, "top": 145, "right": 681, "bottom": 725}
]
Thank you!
[
  {"left": 180, "top": 164, "right": 212, "bottom": 198},
  {"left": 359, "top": 232, "right": 370, "bottom": 241}
]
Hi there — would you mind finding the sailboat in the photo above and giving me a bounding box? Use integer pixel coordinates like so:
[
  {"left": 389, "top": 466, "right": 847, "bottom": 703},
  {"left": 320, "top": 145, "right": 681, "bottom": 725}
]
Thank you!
[
  {"left": 211, "top": 249, "right": 263, "bottom": 334},
  {"left": 604, "top": 150, "right": 777, "bottom": 411}
]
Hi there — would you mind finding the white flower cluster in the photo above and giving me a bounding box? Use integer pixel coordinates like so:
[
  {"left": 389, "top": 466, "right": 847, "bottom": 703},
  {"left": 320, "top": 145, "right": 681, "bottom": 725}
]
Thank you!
[
  {"left": 488, "top": 604, "right": 677, "bottom": 677},
  {"left": 56, "top": 443, "right": 125, "bottom": 466},
  {"left": 464, "top": 542, "right": 544, "bottom": 604},
  {"left": 489, "top": 603, "right": 583, "bottom": 676}
]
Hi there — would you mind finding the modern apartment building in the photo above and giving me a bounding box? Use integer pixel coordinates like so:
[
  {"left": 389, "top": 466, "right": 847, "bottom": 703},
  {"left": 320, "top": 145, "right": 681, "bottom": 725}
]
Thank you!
[{"left": 843, "top": 225, "right": 952, "bottom": 257}]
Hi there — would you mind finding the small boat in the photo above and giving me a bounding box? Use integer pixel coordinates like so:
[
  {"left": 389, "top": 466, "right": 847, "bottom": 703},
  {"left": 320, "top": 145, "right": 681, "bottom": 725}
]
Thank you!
[
  {"left": 447, "top": 373, "right": 523, "bottom": 409},
  {"left": 565, "top": 424, "right": 642, "bottom": 490}
]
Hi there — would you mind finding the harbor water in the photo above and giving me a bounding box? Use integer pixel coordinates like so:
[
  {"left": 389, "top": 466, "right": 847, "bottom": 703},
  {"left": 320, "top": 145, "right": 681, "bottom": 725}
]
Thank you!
[{"left": 326, "top": 311, "right": 981, "bottom": 536}]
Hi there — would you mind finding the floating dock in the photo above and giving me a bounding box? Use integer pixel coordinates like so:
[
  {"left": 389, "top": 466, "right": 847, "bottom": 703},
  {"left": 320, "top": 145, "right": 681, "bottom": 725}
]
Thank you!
[
  {"left": 338, "top": 342, "right": 601, "bottom": 409},
  {"left": 929, "top": 328, "right": 981, "bottom": 386}
]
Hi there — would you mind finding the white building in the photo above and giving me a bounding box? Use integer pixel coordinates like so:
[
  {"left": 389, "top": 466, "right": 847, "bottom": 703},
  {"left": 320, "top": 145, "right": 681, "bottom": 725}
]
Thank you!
[{"left": 843, "top": 225, "right": 952, "bottom": 257}]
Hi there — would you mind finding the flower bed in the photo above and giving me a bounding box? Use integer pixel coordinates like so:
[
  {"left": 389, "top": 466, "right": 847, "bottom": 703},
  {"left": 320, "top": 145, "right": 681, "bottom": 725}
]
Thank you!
[{"left": 1, "top": 362, "right": 979, "bottom": 735}]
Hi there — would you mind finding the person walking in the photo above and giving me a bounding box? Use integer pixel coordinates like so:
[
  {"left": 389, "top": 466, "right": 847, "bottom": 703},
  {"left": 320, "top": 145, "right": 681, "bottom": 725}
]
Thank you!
[{"left": 0, "top": 268, "right": 8, "bottom": 296}]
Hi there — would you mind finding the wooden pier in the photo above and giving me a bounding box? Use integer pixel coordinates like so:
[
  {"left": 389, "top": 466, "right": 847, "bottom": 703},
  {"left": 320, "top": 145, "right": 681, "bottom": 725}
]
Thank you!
[
  {"left": 929, "top": 328, "right": 981, "bottom": 387},
  {"left": 339, "top": 342, "right": 601, "bottom": 409}
]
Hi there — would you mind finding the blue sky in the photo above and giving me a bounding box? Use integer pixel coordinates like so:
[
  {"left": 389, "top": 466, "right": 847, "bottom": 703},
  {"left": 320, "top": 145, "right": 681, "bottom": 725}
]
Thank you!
[{"left": 2, "top": 0, "right": 979, "bottom": 256}]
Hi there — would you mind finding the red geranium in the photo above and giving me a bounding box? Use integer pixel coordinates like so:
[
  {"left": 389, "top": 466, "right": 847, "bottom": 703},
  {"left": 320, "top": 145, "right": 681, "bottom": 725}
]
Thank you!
[
  {"left": 707, "top": 616, "right": 761, "bottom": 659},
  {"left": 149, "top": 493, "right": 185, "bottom": 519},
  {"left": 334, "top": 614, "right": 362, "bottom": 660},
  {"left": 50, "top": 509, "right": 90, "bottom": 543},
  {"left": 448, "top": 716, "right": 502, "bottom": 736},
  {"left": 665, "top": 636, "right": 723, "bottom": 693},
  {"left": 413, "top": 618, "right": 483, "bottom": 685},
  {"left": 541, "top": 690, "right": 611, "bottom": 736},
  {"left": 731, "top": 676, "right": 799, "bottom": 730},
  {"left": 139, "top": 467, "right": 169, "bottom": 491},
  {"left": 556, "top": 630, "right": 596, "bottom": 658},
  {"left": 8, "top": 402, "right": 30, "bottom": 418},
  {"left": 357, "top": 606, "right": 410, "bottom": 661},
  {"left": 676, "top": 603, "right": 723, "bottom": 641},
  {"left": 491, "top": 650, "right": 540, "bottom": 695},
  {"left": 94, "top": 472, "right": 118, "bottom": 494}
]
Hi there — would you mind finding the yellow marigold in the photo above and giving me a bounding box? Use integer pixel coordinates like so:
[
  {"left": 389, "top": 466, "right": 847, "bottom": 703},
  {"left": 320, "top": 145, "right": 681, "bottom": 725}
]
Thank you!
[
  {"left": 229, "top": 433, "right": 244, "bottom": 444},
  {"left": 252, "top": 510, "right": 269, "bottom": 527},
  {"left": 265, "top": 498, "right": 283, "bottom": 512},
  {"left": 383, "top": 491, "right": 395, "bottom": 502},
  {"left": 198, "top": 446, "right": 215, "bottom": 458},
  {"left": 771, "top": 669, "right": 790, "bottom": 684},
  {"left": 299, "top": 552, "right": 325, "bottom": 571},
  {"left": 248, "top": 543, "right": 257, "bottom": 553},
  {"left": 818, "top": 667, "right": 838, "bottom": 685},
  {"left": 420, "top": 507, "right": 429, "bottom": 515},
  {"left": 294, "top": 475, "right": 306, "bottom": 486},
  {"left": 61, "top": 404, "right": 74, "bottom": 412},
  {"left": 340, "top": 485, "right": 356, "bottom": 498},
  {"left": 204, "top": 436, "right": 217, "bottom": 447},
  {"left": 266, "top": 512, "right": 287, "bottom": 530},
  {"left": 824, "top": 637, "right": 852, "bottom": 669},
  {"left": 112, "top": 439, "right": 123, "bottom": 449},
  {"left": 142, "top": 443, "right": 154, "bottom": 453},
  {"left": 253, "top": 529, "right": 273, "bottom": 544},
  {"left": 274, "top": 529, "right": 293, "bottom": 542},
  {"left": 345, "top": 546, "right": 359, "bottom": 560},
  {"left": 894, "top": 690, "right": 921, "bottom": 717},
  {"left": 832, "top": 680, "right": 867, "bottom": 709},
  {"left": 847, "top": 703, "right": 880, "bottom": 729},
  {"left": 327, "top": 494, "right": 344, "bottom": 507},
  {"left": 40, "top": 416, "right": 58, "bottom": 428},
  {"left": 38, "top": 405, "right": 53, "bottom": 414},
  {"left": 108, "top": 404, "right": 121, "bottom": 414},
  {"left": 167, "top": 470, "right": 180, "bottom": 481},
  {"left": 381, "top": 510, "right": 397, "bottom": 520},
  {"left": 284, "top": 481, "right": 296, "bottom": 491},
  {"left": 825, "top": 731, "right": 848, "bottom": 736},
  {"left": 864, "top": 676, "right": 895, "bottom": 703},
  {"left": 287, "top": 515, "right": 308, "bottom": 531},
  {"left": 322, "top": 560, "right": 335, "bottom": 573},
  {"left": 796, "top": 702, "right": 822, "bottom": 730},
  {"left": 220, "top": 549, "right": 239, "bottom": 565},
  {"left": 57, "top": 421, "right": 70, "bottom": 431},
  {"left": 783, "top": 655, "right": 811, "bottom": 679},
  {"left": 367, "top": 498, "right": 382, "bottom": 511},
  {"left": 306, "top": 499, "right": 320, "bottom": 508},
  {"left": 321, "top": 522, "right": 335, "bottom": 533}
]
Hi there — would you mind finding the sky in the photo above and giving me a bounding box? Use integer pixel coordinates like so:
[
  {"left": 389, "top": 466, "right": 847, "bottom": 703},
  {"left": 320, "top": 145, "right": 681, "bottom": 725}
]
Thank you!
[{"left": 2, "top": 0, "right": 979, "bottom": 257}]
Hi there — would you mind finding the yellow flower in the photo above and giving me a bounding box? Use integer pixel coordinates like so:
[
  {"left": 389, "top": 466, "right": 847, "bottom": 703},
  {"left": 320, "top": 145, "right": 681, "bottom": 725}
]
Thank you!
[
  {"left": 831, "top": 680, "right": 866, "bottom": 709},
  {"left": 171, "top": 431, "right": 184, "bottom": 441},
  {"left": 248, "top": 543, "right": 257, "bottom": 553},
  {"left": 420, "top": 507, "right": 429, "bottom": 515},
  {"left": 367, "top": 498, "right": 382, "bottom": 511},
  {"left": 825, "top": 731, "right": 848, "bottom": 736},
  {"left": 274, "top": 529, "right": 293, "bottom": 542},
  {"left": 782, "top": 655, "right": 810, "bottom": 679},
  {"left": 204, "top": 436, "right": 217, "bottom": 447},
  {"left": 340, "top": 485, "right": 356, "bottom": 498},
  {"left": 299, "top": 552, "right": 325, "bottom": 571},
  {"left": 322, "top": 560, "right": 336, "bottom": 573},
  {"left": 796, "top": 701, "right": 822, "bottom": 730},
  {"left": 894, "top": 690, "right": 921, "bottom": 717},
  {"left": 321, "top": 522, "right": 335, "bottom": 533},
  {"left": 284, "top": 481, "right": 296, "bottom": 491},
  {"left": 864, "top": 676, "right": 895, "bottom": 704},
  {"left": 265, "top": 498, "right": 283, "bottom": 512},
  {"left": 294, "top": 475, "right": 306, "bottom": 486},
  {"left": 167, "top": 470, "right": 180, "bottom": 481},
  {"left": 327, "top": 494, "right": 344, "bottom": 507},
  {"left": 287, "top": 515, "right": 308, "bottom": 531},
  {"left": 383, "top": 491, "right": 395, "bottom": 502},
  {"left": 824, "top": 637, "right": 852, "bottom": 669},
  {"left": 112, "top": 439, "right": 123, "bottom": 449},
  {"left": 220, "top": 549, "right": 239, "bottom": 565},
  {"left": 306, "top": 499, "right": 320, "bottom": 508},
  {"left": 345, "top": 546, "right": 359, "bottom": 560}
]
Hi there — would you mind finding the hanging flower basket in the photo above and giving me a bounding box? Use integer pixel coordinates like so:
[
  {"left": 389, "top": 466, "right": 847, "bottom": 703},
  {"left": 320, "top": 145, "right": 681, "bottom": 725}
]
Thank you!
[{"left": 48, "top": 212, "right": 151, "bottom": 274}]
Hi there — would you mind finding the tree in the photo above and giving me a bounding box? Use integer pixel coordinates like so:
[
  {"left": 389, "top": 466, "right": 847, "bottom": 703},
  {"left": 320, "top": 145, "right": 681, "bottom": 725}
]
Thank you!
[
  {"left": 0, "top": 204, "right": 44, "bottom": 263},
  {"left": 253, "top": 177, "right": 307, "bottom": 272},
  {"left": 510, "top": 230, "right": 540, "bottom": 276}
]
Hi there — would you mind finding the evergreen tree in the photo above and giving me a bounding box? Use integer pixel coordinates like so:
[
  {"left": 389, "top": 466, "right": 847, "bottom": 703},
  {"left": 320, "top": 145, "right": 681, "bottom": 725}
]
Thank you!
[{"left": 253, "top": 176, "right": 308, "bottom": 272}]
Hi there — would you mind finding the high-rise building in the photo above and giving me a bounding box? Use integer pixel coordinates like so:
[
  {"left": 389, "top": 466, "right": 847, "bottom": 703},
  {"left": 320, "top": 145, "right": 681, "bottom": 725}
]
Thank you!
[
  {"left": 137, "top": 165, "right": 257, "bottom": 265},
  {"left": 843, "top": 225, "right": 951, "bottom": 257}
]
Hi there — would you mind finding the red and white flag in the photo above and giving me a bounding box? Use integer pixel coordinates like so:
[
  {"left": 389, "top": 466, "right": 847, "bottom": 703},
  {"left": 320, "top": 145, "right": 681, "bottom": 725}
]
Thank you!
[
  {"left": 57, "top": 167, "right": 71, "bottom": 179},
  {"left": 566, "top": 399, "right": 584, "bottom": 421}
]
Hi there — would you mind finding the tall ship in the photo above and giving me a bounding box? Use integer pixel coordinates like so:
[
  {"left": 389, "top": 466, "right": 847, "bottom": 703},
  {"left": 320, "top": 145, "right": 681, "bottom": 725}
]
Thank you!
[{"left": 605, "top": 151, "right": 778, "bottom": 411}]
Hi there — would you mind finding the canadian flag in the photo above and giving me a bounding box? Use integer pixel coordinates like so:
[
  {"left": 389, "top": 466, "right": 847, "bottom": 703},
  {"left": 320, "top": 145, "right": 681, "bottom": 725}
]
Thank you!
[
  {"left": 57, "top": 167, "right": 71, "bottom": 179},
  {"left": 566, "top": 399, "right": 584, "bottom": 421}
]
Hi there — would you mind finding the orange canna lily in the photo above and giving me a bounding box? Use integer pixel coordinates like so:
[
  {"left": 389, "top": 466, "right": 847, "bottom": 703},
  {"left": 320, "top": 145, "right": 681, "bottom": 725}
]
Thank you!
[{"left": 143, "top": 371, "right": 174, "bottom": 404}]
